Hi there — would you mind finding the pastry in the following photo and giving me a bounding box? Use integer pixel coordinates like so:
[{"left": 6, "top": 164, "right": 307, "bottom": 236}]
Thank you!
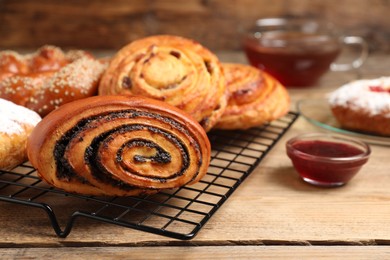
[
  {"left": 214, "top": 63, "right": 290, "bottom": 130},
  {"left": 0, "top": 98, "right": 41, "bottom": 170},
  {"left": 0, "top": 45, "right": 107, "bottom": 117},
  {"left": 27, "top": 95, "right": 211, "bottom": 196},
  {"left": 98, "top": 35, "right": 227, "bottom": 132},
  {"left": 328, "top": 76, "right": 390, "bottom": 136}
]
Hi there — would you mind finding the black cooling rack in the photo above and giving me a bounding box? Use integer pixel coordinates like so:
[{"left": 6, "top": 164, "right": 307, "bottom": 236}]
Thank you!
[{"left": 0, "top": 112, "right": 298, "bottom": 240}]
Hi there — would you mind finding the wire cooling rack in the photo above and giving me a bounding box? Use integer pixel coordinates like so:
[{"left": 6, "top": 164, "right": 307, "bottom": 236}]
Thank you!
[{"left": 0, "top": 112, "right": 298, "bottom": 240}]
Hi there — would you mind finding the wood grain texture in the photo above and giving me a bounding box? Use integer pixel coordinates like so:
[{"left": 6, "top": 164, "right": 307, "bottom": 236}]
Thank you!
[
  {"left": 2, "top": 246, "right": 390, "bottom": 259},
  {"left": 0, "top": 0, "right": 389, "bottom": 52},
  {"left": 0, "top": 52, "right": 389, "bottom": 260}
]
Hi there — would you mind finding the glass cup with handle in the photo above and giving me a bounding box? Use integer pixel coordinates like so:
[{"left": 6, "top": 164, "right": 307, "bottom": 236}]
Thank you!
[{"left": 242, "top": 17, "right": 368, "bottom": 87}]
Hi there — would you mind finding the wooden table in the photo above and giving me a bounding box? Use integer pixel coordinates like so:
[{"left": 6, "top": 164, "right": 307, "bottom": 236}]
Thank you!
[{"left": 1, "top": 52, "right": 390, "bottom": 259}]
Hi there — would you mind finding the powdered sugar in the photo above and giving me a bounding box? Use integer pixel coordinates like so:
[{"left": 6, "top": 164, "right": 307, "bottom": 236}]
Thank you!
[
  {"left": 0, "top": 98, "right": 41, "bottom": 134},
  {"left": 328, "top": 77, "right": 390, "bottom": 118}
]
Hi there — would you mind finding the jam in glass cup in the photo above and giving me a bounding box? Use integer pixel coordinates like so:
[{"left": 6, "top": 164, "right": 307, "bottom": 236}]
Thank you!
[{"left": 286, "top": 133, "right": 371, "bottom": 187}]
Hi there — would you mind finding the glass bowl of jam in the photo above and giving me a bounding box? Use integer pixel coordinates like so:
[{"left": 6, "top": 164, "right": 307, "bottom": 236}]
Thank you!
[{"left": 286, "top": 133, "right": 371, "bottom": 187}]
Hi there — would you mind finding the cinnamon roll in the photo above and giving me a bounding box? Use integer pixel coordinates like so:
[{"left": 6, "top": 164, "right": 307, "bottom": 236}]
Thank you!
[
  {"left": 27, "top": 95, "right": 211, "bottom": 196},
  {"left": 98, "top": 35, "right": 227, "bottom": 132},
  {"left": 214, "top": 63, "right": 290, "bottom": 130}
]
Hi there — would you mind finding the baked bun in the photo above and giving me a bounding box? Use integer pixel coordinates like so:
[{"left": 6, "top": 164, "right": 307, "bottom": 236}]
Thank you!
[
  {"left": 0, "top": 45, "right": 107, "bottom": 117},
  {"left": 214, "top": 63, "right": 290, "bottom": 130},
  {"left": 0, "top": 98, "right": 41, "bottom": 170},
  {"left": 27, "top": 95, "right": 211, "bottom": 196},
  {"left": 328, "top": 77, "right": 390, "bottom": 136},
  {"left": 98, "top": 35, "right": 227, "bottom": 132}
]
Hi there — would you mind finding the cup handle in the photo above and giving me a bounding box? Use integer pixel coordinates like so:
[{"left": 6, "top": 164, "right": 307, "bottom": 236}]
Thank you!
[{"left": 330, "top": 36, "right": 369, "bottom": 71}]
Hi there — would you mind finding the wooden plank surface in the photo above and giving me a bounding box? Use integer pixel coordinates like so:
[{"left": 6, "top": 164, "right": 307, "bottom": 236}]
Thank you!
[
  {"left": 2, "top": 246, "right": 390, "bottom": 260},
  {"left": 0, "top": 52, "right": 389, "bottom": 258}
]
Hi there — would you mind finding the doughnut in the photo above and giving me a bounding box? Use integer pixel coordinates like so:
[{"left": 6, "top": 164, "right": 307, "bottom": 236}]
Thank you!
[
  {"left": 98, "top": 35, "right": 227, "bottom": 132},
  {"left": 214, "top": 63, "right": 290, "bottom": 130},
  {"left": 0, "top": 98, "right": 41, "bottom": 170},
  {"left": 27, "top": 95, "right": 211, "bottom": 196},
  {"left": 328, "top": 77, "right": 390, "bottom": 136},
  {"left": 0, "top": 45, "right": 107, "bottom": 117}
]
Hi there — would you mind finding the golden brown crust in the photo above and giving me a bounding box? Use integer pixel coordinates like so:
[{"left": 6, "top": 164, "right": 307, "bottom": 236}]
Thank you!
[
  {"left": 0, "top": 99, "right": 41, "bottom": 170},
  {"left": 0, "top": 134, "right": 26, "bottom": 170},
  {"left": 0, "top": 45, "right": 107, "bottom": 117},
  {"left": 27, "top": 95, "right": 211, "bottom": 196},
  {"left": 331, "top": 106, "right": 390, "bottom": 136},
  {"left": 214, "top": 63, "right": 290, "bottom": 130},
  {"left": 98, "top": 35, "right": 227, "bottom": 132},
  {"left": 328, "top": 77, "right": 390, "bottom": 136}
]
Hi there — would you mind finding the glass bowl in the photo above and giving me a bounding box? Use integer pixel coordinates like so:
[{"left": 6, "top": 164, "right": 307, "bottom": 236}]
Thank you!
[{"left": 286, "top": 133, "right": 371, "bottom": 187}]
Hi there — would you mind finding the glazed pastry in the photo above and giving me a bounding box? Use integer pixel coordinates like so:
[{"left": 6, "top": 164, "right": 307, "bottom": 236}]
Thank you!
[
  {"left": 0, "top": 98, "right": 41, "bottom": 170},
  {"left": 98, "top": 35, "right": 227, "bottom": 132},
  {"left": 328, "top": 77, "right": 390, "bottom": 136},
  {"left": 214, "top": 63, "right": 290, "bottom": 130},
  {"left": 27, "top": 95, "right": 211, "bottom": 196},
  {"left": 0, "top": 45, "right": 107, "bottom": 117}
]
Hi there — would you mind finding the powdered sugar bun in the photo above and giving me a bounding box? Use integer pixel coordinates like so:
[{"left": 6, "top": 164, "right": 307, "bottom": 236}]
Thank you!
[
  {"left": 328, "top": 76, "right": 390, "bottom": 136},
  {"left": 0, "top": 45, "right": 107, "bottom": 117},
  {"left": 0, "top": 98, "right": 41, "bottom": 169}
]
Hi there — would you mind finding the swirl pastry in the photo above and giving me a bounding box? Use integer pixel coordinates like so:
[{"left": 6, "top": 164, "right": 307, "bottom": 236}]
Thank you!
[
  {"left": 0, "top": 98, "right": 41, "bottom": 170},
  {"left": 214, "top": 63, "right": 290, "bottom": 130},
  {"left": 27, "top": 95, "right": 211, "bottom": 196},
  {"left": 98, "top": 35, "right": 227, "bottom": 132},
  {"left": 0, "top": 45, "right": 107, "bottom": 117}
]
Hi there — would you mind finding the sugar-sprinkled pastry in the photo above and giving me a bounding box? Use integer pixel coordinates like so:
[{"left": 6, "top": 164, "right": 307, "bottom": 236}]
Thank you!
[
  {"left": 0, "top": 98, "right": 41, "bottom": 169},
  {"left": 0, "top": 45, "right": 106, "bottom": 117},
  {"left": 328, "top": 76, "right": 390, "bottom": 136}
]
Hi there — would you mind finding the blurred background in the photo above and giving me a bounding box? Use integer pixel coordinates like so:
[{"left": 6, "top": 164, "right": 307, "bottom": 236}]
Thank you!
[{"left": 0, "top": 0, "right": 389, "bottom": 53}]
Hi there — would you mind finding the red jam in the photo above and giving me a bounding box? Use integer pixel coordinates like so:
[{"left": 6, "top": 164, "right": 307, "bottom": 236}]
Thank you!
[
  {"left": 369, "top": 85, "right": 390, "bottom": 93},
  {"left": 287, "top": 140, "right": 368, "bottom": 186}
]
